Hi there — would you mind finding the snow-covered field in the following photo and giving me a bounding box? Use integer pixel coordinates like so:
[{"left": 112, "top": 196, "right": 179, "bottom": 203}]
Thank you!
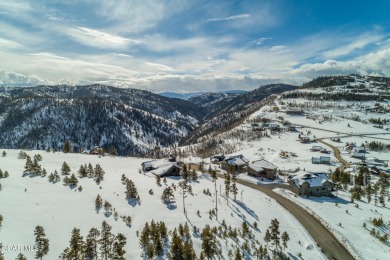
[
  {"left": 0, "top": 149, "right": 325, "bottom": 259},
  {"left": 274, "top": 188, "right": 390, "bottom": 260}
]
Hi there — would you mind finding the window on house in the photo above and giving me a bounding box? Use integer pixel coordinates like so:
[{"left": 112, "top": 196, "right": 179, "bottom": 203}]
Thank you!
[{"left": 322, "top": 187, "right": 325, "bottom": 190}]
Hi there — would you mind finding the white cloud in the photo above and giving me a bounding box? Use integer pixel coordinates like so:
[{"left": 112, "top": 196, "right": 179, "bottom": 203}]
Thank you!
[
  {"left": 323, "top": 33, "right": 383, "bottom": 58},
  {"left": 206, "top": 14, "right": 251, "bottom": 22},
  {"left": 0, "top": 69, "right": 44, "bottom": 85},
  {"left": 268, "top": 45, "right": 286, "bottom": 51},
  {"left": 256, "top": 37, "right": 272, "bottom": 45},
  {"left": 67, "top": 27, "right": 140, "bottom": 50},
  {"left": 0, "top": 38, "right": 23, "bottom": 50}
]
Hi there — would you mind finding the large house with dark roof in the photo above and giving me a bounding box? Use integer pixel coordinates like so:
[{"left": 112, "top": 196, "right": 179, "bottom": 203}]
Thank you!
[
  {"left": 247, "top": 159, "right": 278, "bottom": 179},
  {"left": 221, "top": 154, "right": 249, "bottom": 173},
  {"left": 288, "top": 171, "right": 333, "bottom": 197}
]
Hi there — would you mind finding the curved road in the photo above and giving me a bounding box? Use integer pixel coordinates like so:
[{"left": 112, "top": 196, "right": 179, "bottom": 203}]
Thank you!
[
  {"left": 317, "top": 140, "right": 350, "bottom": 168},
  {"left": 217, "top": 174, "right": 354, "bottom": 260}
]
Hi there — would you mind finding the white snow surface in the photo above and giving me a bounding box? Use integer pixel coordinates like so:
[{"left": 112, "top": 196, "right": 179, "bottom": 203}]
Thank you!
[{"left": 0, "top": 150, "right": 325, "bottom": 259}]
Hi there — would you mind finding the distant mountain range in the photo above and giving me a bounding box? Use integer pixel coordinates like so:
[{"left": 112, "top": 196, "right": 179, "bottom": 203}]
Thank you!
[
  {"left": 0, "top": 75, "right": 387, "bottom": 155},
  {"left": 158, "top": 90, "right": 247, "bottom": 100}
]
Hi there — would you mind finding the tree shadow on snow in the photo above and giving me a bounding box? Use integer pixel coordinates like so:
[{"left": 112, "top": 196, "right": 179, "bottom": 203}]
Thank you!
[
  {"left": 127, "top": 198, "right": 139, "bottom": 207},
  {"left": 307, "top": 195, "right": 349, "bottom": 205},
  {"left": 163, "top": 201, "right": 177, "bottom": 210},
  {"left": 233, "top": 200, "right": 260, "bottom": 221}
]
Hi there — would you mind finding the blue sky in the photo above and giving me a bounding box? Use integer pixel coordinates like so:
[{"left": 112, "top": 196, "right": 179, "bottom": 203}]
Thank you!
[{"left": 0, "top": 0, "right": 389, "bottom": 92}]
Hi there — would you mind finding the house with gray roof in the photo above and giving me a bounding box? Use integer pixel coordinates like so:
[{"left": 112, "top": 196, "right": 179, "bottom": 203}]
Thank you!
[
  {"left": 248, "top": 159, "right": 278, "bottom": 179},
  {"left": 288, "top": 171, "right": 333, "bottom": 197},
  {"left": 221, "top": 154, "right": 249, "bottom": 173}
]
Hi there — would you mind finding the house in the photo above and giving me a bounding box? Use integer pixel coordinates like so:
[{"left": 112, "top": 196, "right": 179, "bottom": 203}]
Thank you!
[
  {"left": 331, "top": 137, "right": 341, "bottom": 142},
  {"left": 352, "top": 152, "right": 366, "bottom": 159},
  {"left": 300, "top": 136, "right": 310, "bottom": 143},
  {"left": 312, "top": 157, "right": 321, "bottom": 164},
  {"left": 311, "top": 156, "right": 331, "bottom": 164},
  {"left": 89, "top": 146, "right": 102, "bottom": 155},
  {"left": 345, "top": 142, "right": 356, "bottom": 151},
  {"left": 286, "top": 109, "right": 304, "bottom": 115},
  {"left": 268, "top": 123, "right": 281, "bottom": 131},
  {"left": 288, "top": 125, "right": 297, "bottom": 131},
  {"left": 141, "top": 160, "right": 181, "bottom": 177},
  {"left": 221, "top": 154, "right": 249, "bottom": 173},
  {"left": 320, "top": 156, "right": 331, "bottom": 164},
  {"left": 288, "top": 171, "right": 334, "bottom": 197},
  {"left": 310, "top": 146, "right": 323, "bottom": 152},
  {"left": 248, "top": 159, "right": 278, "bottom": 179},
  {"left": 168, "top": 154, "right": 177, "bottom": 162},
  {"left": 210, "top": 154, "right": 225, "bottom": 164},
  {"left": 353, "top": 147, "right": 366, "bottom": 153}
]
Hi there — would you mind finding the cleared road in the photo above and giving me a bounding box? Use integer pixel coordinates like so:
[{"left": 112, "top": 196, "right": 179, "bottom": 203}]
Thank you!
[{"left": 217, "top": 173, "right": 355, "bottom": 260}]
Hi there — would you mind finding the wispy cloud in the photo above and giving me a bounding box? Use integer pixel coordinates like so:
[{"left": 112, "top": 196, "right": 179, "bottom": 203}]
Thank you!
[
  {"left": 256, "top": 37, "right": 272, "bottom": 45},
  {"left": 323, "top": 33, "right": 384, "bottom": 58},
  {"left": 0, "top": 38, "right": 23, "bottom": 50},
  {"left": 206, "top": 14, "right": 250, "bottom": 22},
  {"left": 268, "top": 45, "right": 286, "bottom": 51},
  {"left": 67, "top": 27, "right": 140, "bottom": 50}
]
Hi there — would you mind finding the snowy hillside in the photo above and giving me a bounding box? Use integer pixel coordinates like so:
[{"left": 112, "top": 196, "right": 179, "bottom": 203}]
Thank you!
[
  {"left": 0, "top": 85, "right": 203, "bottom": 155},
  {"left": 0, "top": 150, "right": 325, "bottom": 259}
]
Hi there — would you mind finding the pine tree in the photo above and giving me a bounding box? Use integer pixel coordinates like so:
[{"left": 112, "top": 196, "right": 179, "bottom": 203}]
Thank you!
[
  {"left": 161, "top": 187, "right": 174, "bottom": 205},
  {"left": 31, "top": 157, "right": 42, "bottom": 176},
  {"left": 191, "top": 170, "right": 198, "bottom": 182},
  {"left": 241, "top": 222, "right": 249, "bottom": 238},
  {"left": 156, "top": 175, "right": 161, "bottom": 186},
  {"left": 122, "top": 216, "right": 132, "bottom": 227},
  {"left": 183, "top": 239, "right": 197, "bottom": 260},
  {"left": 281, "top": 231, "right": 290, "bottom": 250},
  {"left": 182, "top": 164, "right": 189, "bottom": 181},
  {"left": 67, "top": 228, "right": 85, "bottom": 259},
  {"left": 125, "top": 179, "right": 139, "bottom": 199},
  {"left": 0, "top": 213, "right": 3, "bottom": 228},
  {"left": 200, "top": 224, "right": 217, "bottom": 259},
  {"left": 169, "top": 228, "right": 184, "bottom": 260},
  {"left": 179, "top": 180, "right": 189, "bottom": 215},
  {"left": 225, "top": 173, "right": 231, "bottom": 204},
  {"left": 139, "top": 223, "right": 150, "bottom": 253},
  {"left": 210, "top": 171, "right": 218, "bottom": 220},
  {"left": 99, "top": 221, "right": 114, "bottom": 260},
  {"left": 62, "top": 140, "right": 71, "bottom": 153},
  {"left": 0, "top": 243, "right": 3, "bottom": 260},
  {"left": 103, "top": 201, "right": 112, "bottom": 215},
  {"left": 264, "top": 229, "right": 271, "bottom": 246},
  {"left": 109, "top": 145, "right": 117, "bottom": 156},
  {"left": 270, "top": 218, "right": 280, "bottom": 251},
  {"left": 54, "top": 170, "right": 61, "bottom": 183},
  {"left": 34, "top": 225, "right": 49, "bottom": 260},
  {"left": 87, "top": 163, "right": 95, "bottom": 178},
  {"left": 15, "top": 253, "right": 27, "bottom": 260},
  {"left": 78, "top": 165, "right": 88, "bottom": 178},
  {"left": 94, "top": 164, "right": 105, "bottom": 184},
  {"left": 24, "top": 155, "right": 33, "bottom": 174},
  {"left": 34, "top": 154, "right": 42, "bottom": 161},
  {"left": 86, "top": 228, "right": 100, "bottom": 260},
  {"left": 18, "top": 150, "right": 28, "bottom": 159},
  {"left": 234, "top": 248, "right": 242, "bottom": 260},
  {"left": 95, "top": 194, "right": 103, "bottom": 211},
  {"left": 61, "top": 162, "right": 71, "bottom": 175},
  {"left": 69, "top": 174, "right": 79, "bottom": 187},
  {"left": 112, "top": 233, "right": 127, "bottom": 260},
  {"left": 1, "top": 151, "right": 6, "bottom": 157}
]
